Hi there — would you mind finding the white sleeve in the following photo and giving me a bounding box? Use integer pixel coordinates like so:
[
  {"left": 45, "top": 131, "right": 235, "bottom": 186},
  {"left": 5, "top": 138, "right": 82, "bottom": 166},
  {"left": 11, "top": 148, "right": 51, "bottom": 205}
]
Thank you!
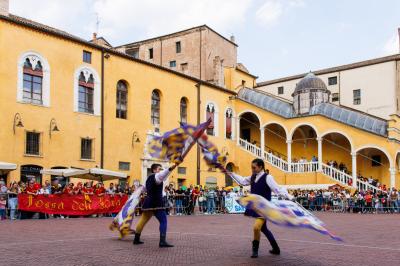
[
  {"left": 155, "top": 168, "right": 171, "bottom": 184},
  {"left": 266, "top": 174, "right": 290, "bottom": 198},
  {"left": 228, "top": 173, "right": 251, "bottom": 186}
]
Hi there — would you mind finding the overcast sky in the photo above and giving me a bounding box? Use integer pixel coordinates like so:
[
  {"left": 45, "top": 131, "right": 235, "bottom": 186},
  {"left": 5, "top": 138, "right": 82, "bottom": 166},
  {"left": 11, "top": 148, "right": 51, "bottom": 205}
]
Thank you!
[{"left": 10, "top": 0, "right": 400, "bottom": 82}]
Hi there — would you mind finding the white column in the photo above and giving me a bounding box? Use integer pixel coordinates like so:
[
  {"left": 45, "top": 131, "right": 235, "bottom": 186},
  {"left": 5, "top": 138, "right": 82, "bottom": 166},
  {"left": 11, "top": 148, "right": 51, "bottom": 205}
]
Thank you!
[
  {"left": 260, "top": 126, "right": 265, "bottom": 158},
  {"left": 287, "top": 139, "right": 292, "bottom": 172},
  {"left": 389, "top": 167, "right": 396, "bottom": 189},
  {"left": 317, "top": 137, "right": 322, "bottom": 172},
  {"left": 351, "top": 152, "right": 357, "bottom": 188},
  {"left": 236, "top": 117, "right": 241, "bottom": 145}
]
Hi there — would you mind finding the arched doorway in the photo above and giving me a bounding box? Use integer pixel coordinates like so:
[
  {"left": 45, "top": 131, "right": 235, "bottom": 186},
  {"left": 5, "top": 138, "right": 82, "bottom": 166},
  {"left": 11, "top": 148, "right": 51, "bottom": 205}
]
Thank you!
[
  {"left": 321, "top": 132, "right": 352, "bottom": 174},
  {"left": 356, "top": 147, "right": 391, "bottom": 189},
  {"left": 21, "top": 164, "right": 43, "bottom": 184},
  {"left": 291, "top": 125, "right": 318, "bottom": 171},
  {"left": 239, "top": 112, "right": 261, "bottom": 145},
  {"left": 225, "top": 163, "right": 235, "bottom": 187}
]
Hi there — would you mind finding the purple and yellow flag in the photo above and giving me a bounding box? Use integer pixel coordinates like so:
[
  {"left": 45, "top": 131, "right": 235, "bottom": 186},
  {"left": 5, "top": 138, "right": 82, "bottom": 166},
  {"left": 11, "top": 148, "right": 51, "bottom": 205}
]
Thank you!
[
  {"left": 148, "top": 120, "right": 211, "bottom": 164},
  {"left": 198, "top": 134, "right": 227, "bottom": 171},
  {"left": 109, "top": 186, "right": 143, "bottom": 239},
  {"left": 238, "top": 194, "right": 342, "bottom": 241}
]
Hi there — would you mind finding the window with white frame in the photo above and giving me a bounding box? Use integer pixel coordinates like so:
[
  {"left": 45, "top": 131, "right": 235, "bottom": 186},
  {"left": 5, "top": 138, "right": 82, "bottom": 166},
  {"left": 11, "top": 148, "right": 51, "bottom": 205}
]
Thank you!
[
  {"left": 225, "top": 108, "right": 233, "bottom": 139},
  {"left": 18, "top": 52, "right": 50, "bottom": 107},
  {"left": 74, "top": 67, "right": 100, "bottom": 115},
  {"left": 206, "top": 103, "right": 216, "bottom": 136}
]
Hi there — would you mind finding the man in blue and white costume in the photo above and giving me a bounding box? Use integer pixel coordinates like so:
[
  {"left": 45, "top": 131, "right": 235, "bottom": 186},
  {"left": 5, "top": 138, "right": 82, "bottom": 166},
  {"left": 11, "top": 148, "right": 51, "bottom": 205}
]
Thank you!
[
  {"left": 133, "top": 163, "right": 178, "bottom": 248},
  {"left": 229, "top": 158, "right": 290, "bottom": 258}
]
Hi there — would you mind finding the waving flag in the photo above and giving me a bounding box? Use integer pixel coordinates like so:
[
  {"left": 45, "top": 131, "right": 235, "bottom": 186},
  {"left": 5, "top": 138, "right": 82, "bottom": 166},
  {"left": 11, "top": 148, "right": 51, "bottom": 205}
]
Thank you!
[
  {"left": 198, "top": 134, "right": 227, "bottom": 171},
  {"left": 148, "top": 120, "right": 211, "bottom": 164},
  {"left": 237, "top": 194, "right": 342, "bottom": 241},
  {"left": 109, "top": 186, "right": 144, "bottom": 239}
]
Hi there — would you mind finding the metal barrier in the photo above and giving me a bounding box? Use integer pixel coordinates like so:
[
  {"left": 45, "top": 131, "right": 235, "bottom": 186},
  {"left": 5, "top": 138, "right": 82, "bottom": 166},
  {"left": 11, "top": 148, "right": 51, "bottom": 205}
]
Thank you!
[{"left": 293, "top": 196, "right": 400, "bottom": 214}]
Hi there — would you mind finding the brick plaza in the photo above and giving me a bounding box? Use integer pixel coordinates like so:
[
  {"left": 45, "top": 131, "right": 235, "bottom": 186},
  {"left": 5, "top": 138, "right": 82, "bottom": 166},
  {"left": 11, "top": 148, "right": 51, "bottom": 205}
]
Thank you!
[{"left": 1, "top": 213, "right": 399, "bottom": 266}]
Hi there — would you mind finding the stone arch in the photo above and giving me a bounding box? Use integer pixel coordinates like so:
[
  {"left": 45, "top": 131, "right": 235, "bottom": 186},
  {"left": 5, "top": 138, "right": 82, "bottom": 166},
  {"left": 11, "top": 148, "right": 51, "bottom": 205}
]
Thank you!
[
  {"left": 320, "top": 130, "right": 354, "bottom": 152},
  {"left": 289, "top": 122, "right": 320, "bottom": 140}
]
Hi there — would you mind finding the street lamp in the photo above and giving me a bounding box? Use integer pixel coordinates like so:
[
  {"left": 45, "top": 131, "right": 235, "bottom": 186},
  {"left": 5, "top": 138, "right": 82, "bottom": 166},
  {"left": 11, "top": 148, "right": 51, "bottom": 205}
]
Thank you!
[
  {"left": 49, "top": 118, "right": 60, "bottom": 139},
  {"left": 13, "top": 113, "right": 24, "bottom": 134}
]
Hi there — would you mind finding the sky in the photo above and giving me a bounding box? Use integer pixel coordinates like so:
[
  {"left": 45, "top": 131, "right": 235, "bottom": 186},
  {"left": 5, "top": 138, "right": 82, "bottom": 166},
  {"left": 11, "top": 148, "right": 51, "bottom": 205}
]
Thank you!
[{"left": 10, "top": 0, "right": 400, "bottom": 82}]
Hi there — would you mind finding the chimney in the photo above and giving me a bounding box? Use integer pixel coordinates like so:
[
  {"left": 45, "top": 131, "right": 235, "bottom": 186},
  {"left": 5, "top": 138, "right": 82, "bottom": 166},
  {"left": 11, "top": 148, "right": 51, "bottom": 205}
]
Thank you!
[
  {"left": 92, "top": 32, "right": 97, "bottom": 42},
  {"left": 398, "top": 28, "right": 400, "bottom": 53},
  {"left": 0, "top": 0, "right": 9, "bottom": 16},
  {"left": 230, "top": 35, "right": 235, "bottom": 43}
]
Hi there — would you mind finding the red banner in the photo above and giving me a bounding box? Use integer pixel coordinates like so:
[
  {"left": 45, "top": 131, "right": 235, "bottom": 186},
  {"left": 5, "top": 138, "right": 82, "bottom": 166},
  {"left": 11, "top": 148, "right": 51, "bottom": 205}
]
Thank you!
[{"left": 18, "top": 194, "right": 128, "bottom": 215}]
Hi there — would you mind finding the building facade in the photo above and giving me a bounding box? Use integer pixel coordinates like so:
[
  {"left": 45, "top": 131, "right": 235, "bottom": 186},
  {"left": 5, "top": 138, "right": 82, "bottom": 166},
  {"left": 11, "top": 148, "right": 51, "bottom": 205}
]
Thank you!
[
  {"left": 257, "top": 55, "right": 400, "bottom": 120},
  {"left": 1, "top": 0, "right": 400, "bottom": 191},
  {"left": 116, "top": 25, "right": 240, "bottom": 86}
]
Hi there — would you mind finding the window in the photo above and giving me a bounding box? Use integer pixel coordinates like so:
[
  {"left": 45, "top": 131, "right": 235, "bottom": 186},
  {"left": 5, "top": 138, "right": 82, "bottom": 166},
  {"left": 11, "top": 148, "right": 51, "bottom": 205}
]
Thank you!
[
  {"left": 81, "top": 138, "right": 93, "bottom": 160},
  {"left": 353, "top": 89, "right": 361, "bottom": 105},
  {"left": 178, "top": 167, "right": 186, "bottom": 174},
  {"left": 328, "top": 76, "right": 337, "bottom": 85},
  {"left": 176, "top": 41, "right": 181, "bottom": 53},
  {"left": 332, "top": 93, "right": 340, "bottom": 102},
  {"left": 78, "top": 72, "right": 94, "bottom": 114},
  {"left": 206, "top": 103, "right": 215, "bottom": 136},
  {"left": 149, "top": 48, "right": 153, "bottom": 59},
  {"left": 371, "top": 155, "right": 381, "bottom": 167},
  {"left": 278, "top": 86, "right": 284, "bottom": 95},
  {"left": 25, "top": 132, "right": 41, "bottom": 156},
  {"left": 116, "top": 80, "right": 128, "bottom": 119},
  {"left": 83, "top": 50, "right": 92, "bottom": 63},
  {"left": 225, "top": 108, "right": 233, "bottom": 139},
  {"left": 119, "top": 162, "right": 130, "bottom": 171},
  {"left": 180, "top": 98, "right": 188, "bottom": 123},
  {"left": 22, "top": 58, "right": 43, "bottom": 105},
  {"left": 181, "top": 63, "right": 188, "bottom": 73},
  {"left": 151, "top": 90, "right": 160, "bottom": 126},
  {"left": 169, "top": 60, "right": 176, "bottom": 68},
  {"left": 18, "top": 53, "right": 50, "bottom": 107}
]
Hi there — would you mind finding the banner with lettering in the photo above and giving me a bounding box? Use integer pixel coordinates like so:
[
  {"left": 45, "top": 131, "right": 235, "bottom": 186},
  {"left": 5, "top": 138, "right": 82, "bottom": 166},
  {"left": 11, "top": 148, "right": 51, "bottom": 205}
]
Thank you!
[
  {"left": 224, "top": 193, "right": 245, "bottom": 214},
  {"left": 18, "top": 194, "right": 128, "bottom": 215}
]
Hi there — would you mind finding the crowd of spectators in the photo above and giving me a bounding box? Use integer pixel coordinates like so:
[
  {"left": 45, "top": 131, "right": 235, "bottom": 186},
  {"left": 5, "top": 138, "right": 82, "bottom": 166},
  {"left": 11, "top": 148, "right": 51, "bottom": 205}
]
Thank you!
[
  {"left": 0, "top": 177, "right": 241, "bottom": 220},
  {"left": 291, "top": 187, "right": 400, "bottom": 213},
  {"left": 1, "top": 175, "right": 399, "bottom": 221}
]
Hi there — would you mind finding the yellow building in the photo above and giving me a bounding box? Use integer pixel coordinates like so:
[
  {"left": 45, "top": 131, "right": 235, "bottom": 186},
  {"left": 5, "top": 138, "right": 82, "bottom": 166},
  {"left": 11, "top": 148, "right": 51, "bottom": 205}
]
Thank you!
[{"left": 1, "top": 8, "right": 400, "bottom": 191}]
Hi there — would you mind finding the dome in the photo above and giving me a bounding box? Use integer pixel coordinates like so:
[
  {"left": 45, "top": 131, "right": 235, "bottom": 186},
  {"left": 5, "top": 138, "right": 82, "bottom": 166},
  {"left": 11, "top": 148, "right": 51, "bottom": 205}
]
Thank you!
[
  {"left": 292, "top": 72, "right": 330, "bottom": 115},
  {"left": 293, "top": 72, "right": 327, "bottom": 94}
]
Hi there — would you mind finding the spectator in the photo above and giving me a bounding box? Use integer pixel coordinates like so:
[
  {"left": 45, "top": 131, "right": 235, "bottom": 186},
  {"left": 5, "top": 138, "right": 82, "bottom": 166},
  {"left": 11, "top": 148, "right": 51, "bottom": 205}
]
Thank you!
[
  {"left": 205, "top": 187, "right": 216, "bottom": 215},
  {"left": 175, "top": 186, "right": 184, "bottom": 215},
  {"left": 0, "top": 195, "right": 6, "bottom": 220},
  {"left": 7, "top": 182, "right": 18, "bottom": 220}
]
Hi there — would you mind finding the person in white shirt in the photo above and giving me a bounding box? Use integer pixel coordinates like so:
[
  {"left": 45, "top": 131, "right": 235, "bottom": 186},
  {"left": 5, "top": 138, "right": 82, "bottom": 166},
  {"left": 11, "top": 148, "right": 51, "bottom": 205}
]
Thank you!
[{"left": 228, "top": 158, "right": 289, "bottom": 258}]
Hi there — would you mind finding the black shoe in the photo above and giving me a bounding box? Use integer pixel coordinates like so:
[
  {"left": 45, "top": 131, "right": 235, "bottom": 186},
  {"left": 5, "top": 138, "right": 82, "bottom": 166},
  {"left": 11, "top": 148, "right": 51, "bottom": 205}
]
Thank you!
[
  {"left": 251, "top": 240, "right": 259, "bottom": 258},
  {"left": 133, "top": 233, "right": 144, "bottom": 245},
  {"left": 269, "top": 248, "right": 280, "bottom": 255},
  {"left": 159, "top": 234, "right": 174, "bottom": 248}
]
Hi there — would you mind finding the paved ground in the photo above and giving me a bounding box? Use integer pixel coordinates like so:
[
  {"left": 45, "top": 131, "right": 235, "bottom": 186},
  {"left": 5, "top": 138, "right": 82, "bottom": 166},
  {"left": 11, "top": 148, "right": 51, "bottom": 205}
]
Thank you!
[{"left": 1, "top": 212, "right": 399, "bottom": 266}]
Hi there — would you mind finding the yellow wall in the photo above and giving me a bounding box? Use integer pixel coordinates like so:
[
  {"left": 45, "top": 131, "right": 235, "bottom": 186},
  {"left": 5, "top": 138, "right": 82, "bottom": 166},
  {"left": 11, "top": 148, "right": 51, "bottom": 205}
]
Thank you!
[{"left": 1, "top": 18, "right": 400, "bottom": 190}]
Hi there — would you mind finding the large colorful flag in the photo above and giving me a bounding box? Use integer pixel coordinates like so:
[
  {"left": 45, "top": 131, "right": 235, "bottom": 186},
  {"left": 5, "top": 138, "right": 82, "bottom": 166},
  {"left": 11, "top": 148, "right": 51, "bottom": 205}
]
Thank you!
[
  {"left": 109, "top": 186, "right": 144, "bottom": 239},
  {"left": 198, "top": 134, "right": 227, "bottom": 171},
  {"left": 148, "top": 120, "right": 211, "bottom": 164},
  {"left": 237, "top": 194, "right": 342, "bottom": 241}
]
